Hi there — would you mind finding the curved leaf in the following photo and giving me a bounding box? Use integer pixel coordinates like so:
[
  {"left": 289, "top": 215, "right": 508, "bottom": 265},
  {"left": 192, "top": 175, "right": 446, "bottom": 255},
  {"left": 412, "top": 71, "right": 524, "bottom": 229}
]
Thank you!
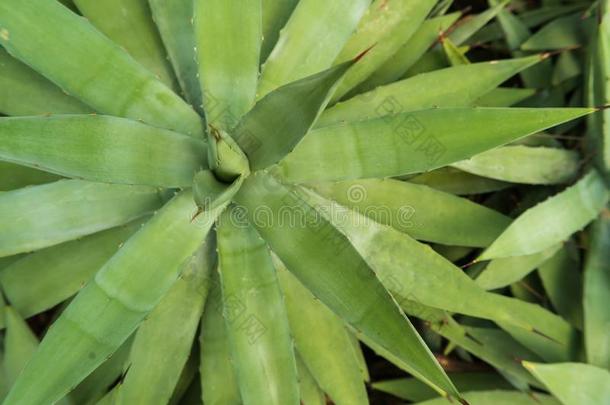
[
  {"left": 475, "top": 244, "right": 562, "bottom": 290},
  {"left": 319, "top": 56, "right": 543, "bottom": 127},
  {"left": 300, "top": 188, "right": 577, "bottom": 357},
  {"left": 234, "top": 171, "right": 462, "bottom": 401},
  {"left": 0, "top": 0, "right": 203, "bottom": 136},
  {"left": 0, "top": 115, "right": 207, "bottom": 187},
  {"left": 480, "top": 170, "right": 610, "bottom": 260},
  {"left": 2, "top": 191, "right": 220, "bottom": 405},
  {"left": 452, "top": 146, "right": 579, "bottom": 185},
  {"left": 331, "top": 0, "right": 437, "bottom": 101},
  {"left": 257, "top": 0, "right": 370, "bottom": 97},
  {"left": 148, "top": 0, "right": 203, "bottom": 111},
  {"left": 276, "top": 259, "right": 368, "bottom": 405},
  {"left": 118, "top": 242, "right": 213, "bottom": 404},
  {"left": 356, "top": 12, "right": 461, "bottom": 93},
  {"left": 0, "top": 180, "right": 162, "bottom": 258},
  {"left": 408, "top": 167, "right": 511, "bottom": 195},
  {"left": 73, "top": 0, "right": 177, "bottom": 87},
  {"left": 260, "top": 0, "right": 299, "bottom": 63},
  {"left": 0, "top": 219, "right": 145, "bottom": 318},
  {"left": 0, "top": 48, "right": 90, "bottom": 116},
  {"left": 523, "top": 362, "right": 610, "bottom": 405}
]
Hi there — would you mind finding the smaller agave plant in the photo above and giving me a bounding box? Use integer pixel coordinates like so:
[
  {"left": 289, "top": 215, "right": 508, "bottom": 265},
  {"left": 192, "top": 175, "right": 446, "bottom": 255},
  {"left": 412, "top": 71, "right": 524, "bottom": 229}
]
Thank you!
[{"left": 0, "top": 0, "right": 608, "bottom": 404}]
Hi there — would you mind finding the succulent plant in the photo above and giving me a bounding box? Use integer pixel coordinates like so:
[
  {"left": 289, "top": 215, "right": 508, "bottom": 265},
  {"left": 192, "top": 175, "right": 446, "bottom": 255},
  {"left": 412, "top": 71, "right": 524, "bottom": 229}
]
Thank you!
[{"left": 0, "top": 0, "right": 609, "bottom": 405}]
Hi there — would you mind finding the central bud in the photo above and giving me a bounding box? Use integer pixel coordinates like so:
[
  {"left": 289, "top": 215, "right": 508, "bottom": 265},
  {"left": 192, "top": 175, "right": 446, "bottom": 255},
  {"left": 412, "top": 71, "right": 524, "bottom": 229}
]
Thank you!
[
  {"left": 192, "top": 126, "right": 249, "bottom": 213},
  {"left": 208, "top": 125, "right": 250, "bottom": 183}
]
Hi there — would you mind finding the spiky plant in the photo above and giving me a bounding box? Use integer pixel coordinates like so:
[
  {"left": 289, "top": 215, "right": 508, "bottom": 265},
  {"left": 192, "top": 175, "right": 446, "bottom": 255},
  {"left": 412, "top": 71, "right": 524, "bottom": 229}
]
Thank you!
[{"left": 0, "top": 0, "right": 608, "bottom": 404}]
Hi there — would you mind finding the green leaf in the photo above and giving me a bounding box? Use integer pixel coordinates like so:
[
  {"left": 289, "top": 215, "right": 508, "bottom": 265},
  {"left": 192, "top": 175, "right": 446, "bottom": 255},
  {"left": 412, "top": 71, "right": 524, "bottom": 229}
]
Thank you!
[
  {"left": 194, "top": 0, "right": 261, "bottom": 130},
  {"left": 475, "top": 244, "right": 561, "bottom": 290},
  {"left": 538, "top": 243, "right": 583, "bottom": 329},
  {"left": 3, "top": 307, "right": 39, "bottom": 388},
  {"left": 523, "top": 362, "right": 610, "bottom": 405},
  {"left": 319, "top": 56, "right": 543, "bottom": 127},
  {"left": 373, "top": 372, "right": 513, "bottom": 402},
  {"left": 278, "top": 107, "right": 593, "bottom": 183},
  {"left": 583, "top": 214, "right": 610, "bottom": 369},
  {"left": 0, "top": 219, "right": 144, "bottom": 319},
  {"left": 260, "top": 0, "right": 299, "bottom": 63},
  {"left": 441, "top": 38, "right": 470, "bottom": 66},
  {"left": 408, "top": 167, "right": 511, "bottom": 195},
  {"left": 276, "top": 259, "right": 368, "bottom": 405},
  {"left": 149, "top": 0, "right": 203, "bottom": 112},
  {"left": 0, "top": 48, "right": 90, "bottom": 116},
  {"left": 73, "top": 0, "right": 177, "bottom": 88},
  {"left": 0, "top": 115, "right": 207, "bottom": 187},
  {"left": 474, "top": 87, "right": 537, "bottom": 107},
  {"left": 521, "top": 13, "right": 593, "bottom": 51},
  {"left": 0, "top": 180, "right": 162, "bottom": 258},
  {"left": 310, "top": 179, "right": 511, "bottom": 247},
  {"left": 0, "top": 161, "right": 60, "bottom": 192},
  {"left": 234, "top": 172, "right": 462, "bottom": 400},
  {"left": 199, "top": 273, "right": 241, "bottom": 405},
  {"left": 415, "top": 390, "right": 560, "bottom": 405},
  {"left": 448, "top": 0, "right": 509, "bottom": 45},
  {"left": 356, "top": 12, "right": 461, "bottom": 93},
  {"left": 217, "top": 206, "right": 299, "bottom": 405},
  {"left": 480, "top": 171, "right": 610, "bottom": 260},
  {"left": 69, "top": 337, "right": 133, "bottom": 404},
  {"left": 0, "top": 0, "right": 203, "bottom": 137},
  {"left": 2, "top": 191, "right": 220, "bottom": 405},
  {"left": 118, "top": 242, "right": 213, "bottom": 404},
  {"left": 234, "top": 61, "right": 354, "bottom": 170},
  {"left": 257, "top": 0, "right": 370, "bottom": 97},
  {"left": 295, "top": 356, "right": 325, "bottom": 405},
  {"left": 489, "top": 0, "right": 552, "bottom": 88},
  {"left": 301, "top": 188, "right": 577, "bottom": 358},
  {"left": 331, "top": 0, "right": 437, "bottom": 101}
]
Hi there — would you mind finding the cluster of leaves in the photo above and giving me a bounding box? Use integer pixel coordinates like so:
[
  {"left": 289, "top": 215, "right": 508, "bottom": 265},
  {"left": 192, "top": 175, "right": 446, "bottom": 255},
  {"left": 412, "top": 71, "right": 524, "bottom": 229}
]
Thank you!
[{"left": 0, "top": 0, "right": 608, "bottom": 404}]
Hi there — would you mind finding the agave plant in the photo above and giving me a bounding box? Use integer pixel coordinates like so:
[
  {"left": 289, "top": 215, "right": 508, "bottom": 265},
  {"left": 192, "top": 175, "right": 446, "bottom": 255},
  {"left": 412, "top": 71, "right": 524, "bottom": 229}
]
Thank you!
[{"left": 0, "top": 0, "right": 608, "bottom": 404}]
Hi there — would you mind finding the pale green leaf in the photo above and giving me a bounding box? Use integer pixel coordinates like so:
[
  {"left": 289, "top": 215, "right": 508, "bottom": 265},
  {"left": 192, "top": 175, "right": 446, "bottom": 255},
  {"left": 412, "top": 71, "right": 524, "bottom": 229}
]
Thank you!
[
  {"left": 0, "top": 180, "right": 162, "bottom": 258},
  {"left": 276, "top": 259, "right": 368, "bottom": 405},
  {"left": 278, "top": 108, "right": 593, "bottom": 183},
  {"left": 117, "top": 242, "right": 213, "bottom": 404},
  {"left": 0, "top": 219, "right": 145, "bottom": 318},
  {"left": 310, "top": 179, "right": 511, "bottom": 247},
  {"left": 217, "top": 206, "right": 299, "bottom": 405},
  {"left": 331, "top": 0, "right": 437, "bottom": 101},
  {"left": 194, "top": 0, "right": 261, "bottom": 130},
  {"left": 480, "top": 171, "right": 610, "bottom": 260},
  {"left": 0, "top": 0, "right": 203, "bottom": 136},
  {"left": 2, "top": 191, "right": 220, "bottom": 405},
  {"left": 73, "top": 0, "right": 177, "bottom": 87},
  {"left": 0, "top": 48, "right": 90, "bottom": 116},
  {"left": 523, "top": 362, "right": 610, "bottom": 405},
  {"left": 319, "top": 56, "right": 543, "bottom": 127},
  {"left": 0, "top": 115, "right": 207, "bottom": 187},
  {"left": 235, "top": 172, "right": 462, "bottom": 400},
  {"left": 257, "top": 0, "right": 370, "bottom": 97},
  {"left": 583, "top": 214, "right": 610, "bottom": 369},
  {"left": 149, "top": 0, "right": 203, "bottom": 111}
]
